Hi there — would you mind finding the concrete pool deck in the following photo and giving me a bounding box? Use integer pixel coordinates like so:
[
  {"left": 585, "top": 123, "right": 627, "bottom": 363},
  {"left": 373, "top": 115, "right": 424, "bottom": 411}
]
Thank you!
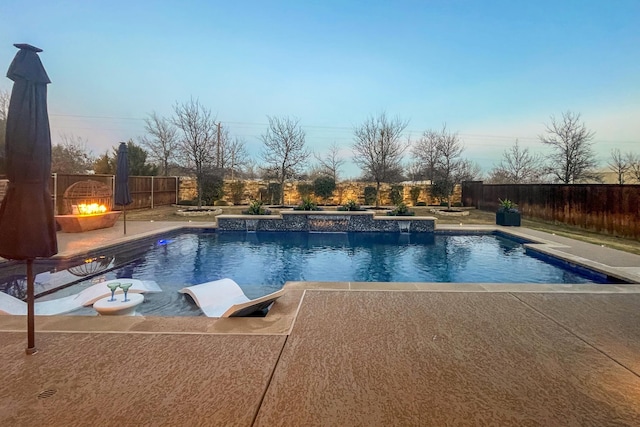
[{"left": 1, "top": 220, "right": 639, "bottom": 425}]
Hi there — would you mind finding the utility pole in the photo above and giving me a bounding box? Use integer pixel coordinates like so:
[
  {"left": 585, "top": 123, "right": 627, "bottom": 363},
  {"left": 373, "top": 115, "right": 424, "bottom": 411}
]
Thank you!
[
  {"left": 216, "top": 122, "right": 221, "bottom": 169},
  {"left": 231, "top": 151, "right": 235, "bottom": 181}
]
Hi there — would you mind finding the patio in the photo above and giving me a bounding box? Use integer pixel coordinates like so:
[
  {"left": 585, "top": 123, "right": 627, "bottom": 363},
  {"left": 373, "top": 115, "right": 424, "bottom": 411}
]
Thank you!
[{"left": 0, "top": 220, "right": 639, "bottom": 425}]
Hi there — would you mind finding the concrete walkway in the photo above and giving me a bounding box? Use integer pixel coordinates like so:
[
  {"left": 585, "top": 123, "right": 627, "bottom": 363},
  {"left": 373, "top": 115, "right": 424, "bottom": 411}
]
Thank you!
[{"left": 1, "top": 221, "right": 639, "bottom": 426}]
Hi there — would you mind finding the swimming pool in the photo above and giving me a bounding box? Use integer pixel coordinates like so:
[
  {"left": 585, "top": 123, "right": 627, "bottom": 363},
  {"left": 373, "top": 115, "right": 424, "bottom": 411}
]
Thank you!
[{"left": 1, "top": 231, "right": 619, "bottom": 316}]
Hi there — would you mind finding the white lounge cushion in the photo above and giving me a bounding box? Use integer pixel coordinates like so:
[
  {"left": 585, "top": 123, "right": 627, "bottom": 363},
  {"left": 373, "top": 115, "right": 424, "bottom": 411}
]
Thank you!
[
  {"left": 179, "top": 278, "right": 284, "bottom": 317},
  {"left": 0, "top": 279, "right": 162, "bottom": 316}
]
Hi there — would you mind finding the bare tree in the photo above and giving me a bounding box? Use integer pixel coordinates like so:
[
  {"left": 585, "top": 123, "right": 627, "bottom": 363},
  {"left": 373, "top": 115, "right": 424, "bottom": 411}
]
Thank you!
[
  {"left": 51, "top": 134, "right": 94, "bottom": 173},
  {"left": 486, "top": 168, "right": 511, "bottom": 184},
  {"left": 214, "top": 127, "right": 249, "bottom": 179},
  {"left": 0, "top": 88, "right": 9, "bottom": 174},
  {"left": 352, "top": 112, "right": 409, "bottom": 206},
  {"left": 405, "top": 161, "right": 423, "bottom": 182},
  {"left": 243, "top": 158, "right": 259, "bottom": 180},
  {"left": 607, "top": 148, "right": 630, "bottom": 184},
  {"left": 539, "top": 111, "right": 599, "bottom": 183},
  {"left": 412, "top": 128, "right": 440, "bottom": 183},
  {"left": 488, "top": 140, "right": 545, "bottom": 183},
  {"left": 226, "top": 136, "right": 249, "bottom": 180},
  {"left": 314, "top": 142, "right": 345, "bottom": 182},
  {"left": 429, "top": 125, "right": 465, "bottom": 209},
  {"left": 260, "top": 116, "right": 310, "bottom": 205},
  {"left": 172, "top": 98, "right": 217, "bottom": 207},
  {"left": 457, "top": 158, "right": 483, "bottom": 183},
  {"left": 626, "top": 152, "right": 640, "bottom": 183},
  {"left": 140, "top": 111, "right": 179, "bottom": 176},
  {"left": 0, "top": 89, "right": 8, "bottom": 120},
  {"left": 215, "top": 126, "right": 231, "bottom": 170}
]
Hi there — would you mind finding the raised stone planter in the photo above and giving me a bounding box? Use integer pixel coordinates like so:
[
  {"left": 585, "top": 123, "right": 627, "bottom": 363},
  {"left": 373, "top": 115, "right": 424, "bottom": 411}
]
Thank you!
[
  {"left": 217, "top": 210, "right": 436, "bottom": 233},
  {"left": 175, "top": 207, "right": 222, "bottom": 217},
  {"left": 429, "top": 208, "right": 470, "bottom": 217},
  {"left": 55, "top": 211, "right": 122, "bottom": 233}
]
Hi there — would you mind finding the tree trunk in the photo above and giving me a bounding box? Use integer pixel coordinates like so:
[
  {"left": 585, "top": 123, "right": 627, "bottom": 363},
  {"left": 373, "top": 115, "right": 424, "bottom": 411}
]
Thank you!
[
  {"left": 279, "top": 176, "right": 286, "bottom": 205},
  {"left": 196, "top": 178, "right": 203, "bottom": 208}
]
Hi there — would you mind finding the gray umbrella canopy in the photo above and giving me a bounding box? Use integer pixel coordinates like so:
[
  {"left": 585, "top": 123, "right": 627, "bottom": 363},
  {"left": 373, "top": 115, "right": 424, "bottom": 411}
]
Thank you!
[
  {"left": 0, "top": 44, "right": 58, "bottom": 354},
  {"left": 114, "top": 142, "right": 132, "bottom": 206},
  {"left": 0, "top": 44, "right": 58, "bottom": 259},
  {"left": 115, "top": 141, "right": 132, "bottom": 233}
]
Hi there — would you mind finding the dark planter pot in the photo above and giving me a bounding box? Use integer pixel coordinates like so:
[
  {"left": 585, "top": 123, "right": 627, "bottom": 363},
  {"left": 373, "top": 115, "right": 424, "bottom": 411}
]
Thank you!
[{"left": 496, "top": 211, "right": 521, "bottom": 226}]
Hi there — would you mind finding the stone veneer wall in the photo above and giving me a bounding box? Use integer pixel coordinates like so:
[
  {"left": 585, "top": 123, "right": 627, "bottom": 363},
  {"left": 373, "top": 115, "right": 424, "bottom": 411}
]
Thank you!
[
  {"left": 217, "top": 211, "right": 436, "bottom": 233},
  {"left": 178, "top": 178, "right": 461, "bottom": 206}
]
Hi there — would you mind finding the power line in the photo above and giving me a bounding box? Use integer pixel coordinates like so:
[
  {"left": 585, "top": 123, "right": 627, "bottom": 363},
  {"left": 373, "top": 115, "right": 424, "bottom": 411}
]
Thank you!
[{"left": 47, "top": 113, "right": 639, "bottom": 145}]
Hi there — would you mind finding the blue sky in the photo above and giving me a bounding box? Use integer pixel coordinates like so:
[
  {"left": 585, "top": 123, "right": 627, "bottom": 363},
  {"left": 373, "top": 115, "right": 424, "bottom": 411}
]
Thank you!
[{"left": 1, "top": 0, "right": 638, "bottom": 178}]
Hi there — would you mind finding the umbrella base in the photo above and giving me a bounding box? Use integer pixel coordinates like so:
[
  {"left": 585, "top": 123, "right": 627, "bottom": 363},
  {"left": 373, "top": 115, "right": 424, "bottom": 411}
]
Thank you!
[{"left": 55, "top": 211, "right": 121, "bottom": 233}]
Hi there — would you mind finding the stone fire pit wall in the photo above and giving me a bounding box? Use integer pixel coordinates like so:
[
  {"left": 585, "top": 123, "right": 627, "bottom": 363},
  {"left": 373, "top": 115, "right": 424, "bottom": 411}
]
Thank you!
[{"left": 217, "top": 211, "right": 436, "bottom": 233}]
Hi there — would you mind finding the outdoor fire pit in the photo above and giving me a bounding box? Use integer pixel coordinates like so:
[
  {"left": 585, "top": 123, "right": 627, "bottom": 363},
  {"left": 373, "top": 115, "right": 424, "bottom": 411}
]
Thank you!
[{"left": 55, "top": 180, "right": 121, "bottom": 233}]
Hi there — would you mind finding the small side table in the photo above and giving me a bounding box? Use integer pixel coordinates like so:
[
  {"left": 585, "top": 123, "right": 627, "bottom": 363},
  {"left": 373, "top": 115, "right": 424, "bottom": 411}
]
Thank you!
[{"left": 93, "top": 293, "right": 144, "bottom": 316}]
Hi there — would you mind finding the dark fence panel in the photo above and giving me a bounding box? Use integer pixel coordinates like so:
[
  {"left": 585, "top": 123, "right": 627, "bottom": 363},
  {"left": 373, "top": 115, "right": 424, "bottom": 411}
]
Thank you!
[
  {"left": 117, "top": 176, "right": 179, "bottom": 210},
  {"left": 52, "top": 174, "right": 178, "bottom": 214},
  {"left": 461, "top": 181, "right": 640, "bottom": 239}
]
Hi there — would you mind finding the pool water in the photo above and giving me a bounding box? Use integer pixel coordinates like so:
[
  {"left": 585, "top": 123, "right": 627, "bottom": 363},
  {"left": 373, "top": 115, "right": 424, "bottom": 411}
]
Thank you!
[{"left": 25, "top": 231, "right": 614, "bottom": 316}]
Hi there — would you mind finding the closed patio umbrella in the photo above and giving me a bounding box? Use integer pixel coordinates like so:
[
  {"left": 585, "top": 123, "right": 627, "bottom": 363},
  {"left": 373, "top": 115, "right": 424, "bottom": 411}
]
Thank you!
[
  {"left": 114, "top": 141, "right": 132, "bottom": 234},
  {"left": 0, "top": 44, "right": 58, "bottom": 355}
]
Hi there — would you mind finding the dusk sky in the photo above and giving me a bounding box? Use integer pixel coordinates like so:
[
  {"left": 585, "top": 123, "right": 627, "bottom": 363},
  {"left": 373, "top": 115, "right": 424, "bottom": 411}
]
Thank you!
[{"left": 1, "top": 0, "right": 638, "bottom": 178}]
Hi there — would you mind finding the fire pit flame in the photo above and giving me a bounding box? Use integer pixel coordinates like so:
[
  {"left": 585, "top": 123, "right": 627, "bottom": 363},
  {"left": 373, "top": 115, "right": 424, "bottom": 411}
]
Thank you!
[{"left": 77, "top": 203, "right": 108, "bottom": 216}]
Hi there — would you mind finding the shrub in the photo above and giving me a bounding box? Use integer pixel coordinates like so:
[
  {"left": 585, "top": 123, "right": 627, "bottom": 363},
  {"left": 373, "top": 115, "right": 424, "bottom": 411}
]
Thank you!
[
  {"left": 387, "top": 202, "right": 415, "bottom": 216},
  {"left": 409, "top": 187, "right": 421, "bottom": 205},
  {"left": 415, "top": 201, "right": 427, "bottom": 207},
  {"left": 200, "top": 171, "right": 224, "bottom": 205},
  {"left": 177, "top": 199, "right": 197, "bottom": 206},
  {"left": 294, "top": 196, "right": 320, "bottom": 211},
  {"left": 364, "top": 186, "right": 377, "bottom": 205},
  {"left": 389, "top": 185, "right": 403, "bottom": 206},
  {"left": 213, "top": 200, "right": 228, "bottom": 206},
  {"left": 266, "top": 182, "right": 282, "bottom": 205},
  {"left": 338, "top": 200, "right": 361, "bottom": 211},
  {"left": 313, "top": 176, "right": 336, "bottom": 203},
  {"left": 432, "top": 179, "right": 454, "bottom": 207},
  {"left": 297, "top": 182, "right": 313, "bottom": 199},
  {"left": 229, "top": 181, "right": 245, "bottom": 205},
  {"left": 243, "top": 200, "right": 271, "bottom": 215},
  {"left": 452, "top": 201, "right": 462, "bottom": 208}
]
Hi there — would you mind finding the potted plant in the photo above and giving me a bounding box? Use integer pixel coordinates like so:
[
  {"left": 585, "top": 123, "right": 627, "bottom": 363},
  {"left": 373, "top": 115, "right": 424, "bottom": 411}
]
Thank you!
[{"left": 496, "top": 198, "right": 521, "bottom": 226}]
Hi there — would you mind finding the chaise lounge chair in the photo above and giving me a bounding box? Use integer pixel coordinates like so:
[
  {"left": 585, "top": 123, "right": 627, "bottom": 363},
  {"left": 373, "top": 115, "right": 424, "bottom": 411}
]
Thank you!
[
  {"left": 178, "top": 278, "right": 284, "bottom": 317},
  {"left": 0, "top": 279, "right": 162, "bottom": 315}
]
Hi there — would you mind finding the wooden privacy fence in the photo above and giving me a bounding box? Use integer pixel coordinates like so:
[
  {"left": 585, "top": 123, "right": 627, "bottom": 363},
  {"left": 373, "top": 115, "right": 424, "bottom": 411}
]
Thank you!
[
  {"left": 50, "top": 174, "right": 178, "bottom": 215},
  {"left": 462, "top": 181, "right": 640, "bottom": 239}
]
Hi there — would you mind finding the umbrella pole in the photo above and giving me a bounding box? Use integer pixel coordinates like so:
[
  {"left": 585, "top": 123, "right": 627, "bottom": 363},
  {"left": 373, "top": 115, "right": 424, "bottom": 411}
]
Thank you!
[
  {"left": 123, "top": 205, "right": 127, "bottom": 235},
  {"left": 26, "top": 259, "right": 37, "bottom": 355}
]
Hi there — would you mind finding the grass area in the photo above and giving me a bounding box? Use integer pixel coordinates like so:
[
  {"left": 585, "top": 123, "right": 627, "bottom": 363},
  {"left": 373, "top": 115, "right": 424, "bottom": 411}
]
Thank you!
[{"left": 124, "top": 204, "right": 640, "bottom": 255}]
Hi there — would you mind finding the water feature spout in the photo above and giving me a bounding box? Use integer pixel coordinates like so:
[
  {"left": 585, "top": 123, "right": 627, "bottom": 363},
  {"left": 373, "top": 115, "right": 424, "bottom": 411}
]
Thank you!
[{"left": 398, "top": 221, "right": 411, "bottom": 233}]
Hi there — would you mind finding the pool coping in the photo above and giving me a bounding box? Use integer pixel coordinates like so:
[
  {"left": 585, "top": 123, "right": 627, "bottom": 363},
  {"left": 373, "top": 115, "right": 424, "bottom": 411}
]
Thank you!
[
  {"left": 1, "top": 222, "right": 639, "bottom": 336},
  {"left": 42, "top": 222, "right": 640, "bottom": 284}
]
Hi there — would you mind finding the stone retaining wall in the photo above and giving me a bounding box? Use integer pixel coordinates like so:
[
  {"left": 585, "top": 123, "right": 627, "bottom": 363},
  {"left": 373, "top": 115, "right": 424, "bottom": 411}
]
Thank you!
[
  {"left": 217, "top": 210, "right": 436, "bottom": 233},
  {"left": 178, "top": 178, "right": 461, "bottom": 206}
]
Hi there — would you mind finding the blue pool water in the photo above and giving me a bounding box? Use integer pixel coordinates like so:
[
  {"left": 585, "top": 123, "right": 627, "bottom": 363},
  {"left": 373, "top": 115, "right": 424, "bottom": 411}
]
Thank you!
[{"left": 3, "top": 231, "right": 616, "bottom": 316}]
